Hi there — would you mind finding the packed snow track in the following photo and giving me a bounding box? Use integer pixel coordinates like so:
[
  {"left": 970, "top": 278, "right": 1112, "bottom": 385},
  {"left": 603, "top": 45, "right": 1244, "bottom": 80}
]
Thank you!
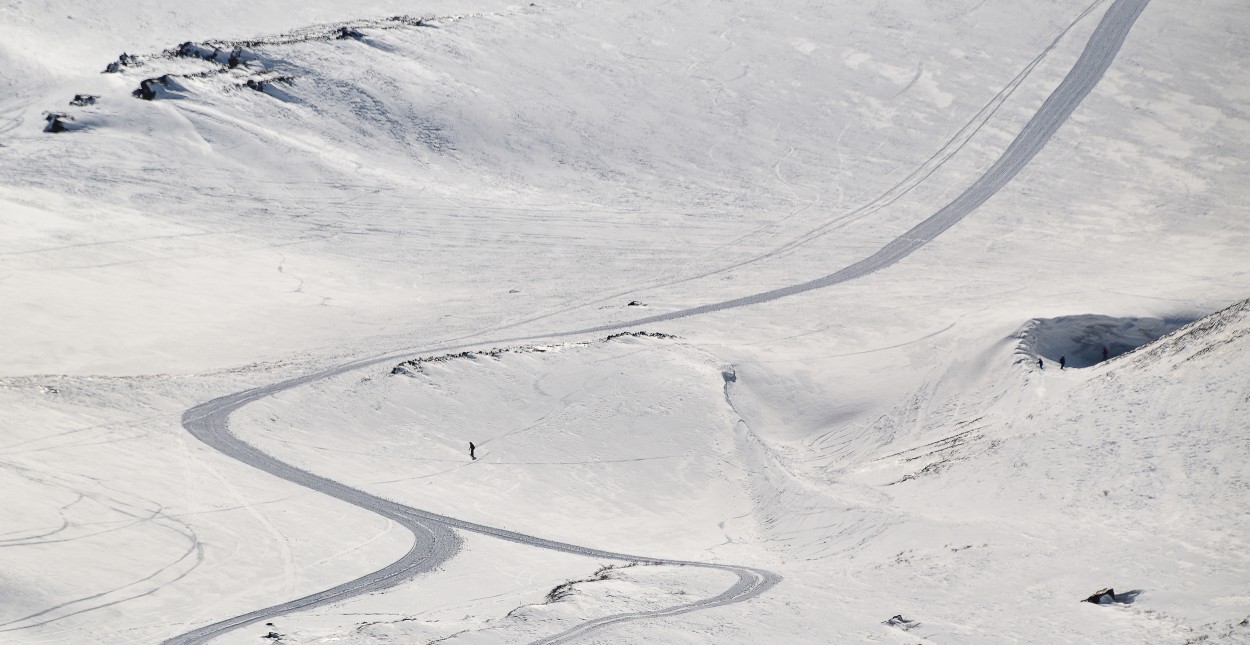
[
  {"left": 167, "top": 354, "right": 780, "bottom": 645},
  {"left": 573, "top": 0, "right": 1151, "bottom": 334},
  {"left": 166, "top": 0, "right": 1149, "bottom": 642}
]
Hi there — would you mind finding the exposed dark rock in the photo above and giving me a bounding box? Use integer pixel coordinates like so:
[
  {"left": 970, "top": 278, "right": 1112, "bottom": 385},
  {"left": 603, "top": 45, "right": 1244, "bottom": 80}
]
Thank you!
[
  {"left": 627, "top": 300, "right": 645, "bottom": 306},
  {"left": 103, "top": 52, "right": 140, "bottom": 73},
  {"left": 387, "top": 16, "right": 427, "bottom": 27},
  {"left": 392, "top": 332, "right": 676, "bottom": 376},
  {"left": 69, "top": 94, "right": 98, "bottom": 107},
  {"left": 604, "top": 330, "right": 675, "bottom": 341},
  {"left": 133, "top": 78, "right": 159, "bottom": 100},
  {"left": 132, "top": 75, "right": 186, "bottom": 100},
  {"left": 43, "top": 113, "right": 74, "bottom": 133},
  {"left": 884, "top": 614, "right": 919, "bottom": 631},
  {"left": 1085, "top": 588, "right": 1114, "bottom": 604},
  {"left": 242, "top": 76, "right": 294, "bottom": 95},
  {"left": 1084, "top": 588, "right": 1143, "bottom": 605},
  {"left": 175, "top": 41, "right": 220, "bottom": 60}
]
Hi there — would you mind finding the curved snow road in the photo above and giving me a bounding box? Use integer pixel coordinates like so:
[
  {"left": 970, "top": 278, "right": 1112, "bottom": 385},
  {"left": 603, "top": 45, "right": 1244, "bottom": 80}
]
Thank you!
[
  {"left": 167, "top": 1, "right": 1147, "bottom": 642},
  {"left": 166, "top": 363, "right": 778, "bottom": 645}
]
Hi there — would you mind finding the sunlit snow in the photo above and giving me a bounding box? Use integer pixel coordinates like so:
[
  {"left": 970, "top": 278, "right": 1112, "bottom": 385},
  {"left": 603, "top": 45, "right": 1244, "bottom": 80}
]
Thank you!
[{"left": 2, "top": 0, "right": 1248, "bottom": 643}]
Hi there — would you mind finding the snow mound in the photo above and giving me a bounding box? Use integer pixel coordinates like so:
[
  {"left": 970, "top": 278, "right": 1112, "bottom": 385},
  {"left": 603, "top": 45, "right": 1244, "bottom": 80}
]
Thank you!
[{"left": 1017, "top": 314, "right": 1194, "bottom": 368}]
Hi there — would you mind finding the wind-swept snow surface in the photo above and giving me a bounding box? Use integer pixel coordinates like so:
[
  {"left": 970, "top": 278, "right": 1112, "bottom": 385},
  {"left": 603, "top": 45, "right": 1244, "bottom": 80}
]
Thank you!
[{"left": 3, "top": 0, "right": 1249, "bottom": 642}]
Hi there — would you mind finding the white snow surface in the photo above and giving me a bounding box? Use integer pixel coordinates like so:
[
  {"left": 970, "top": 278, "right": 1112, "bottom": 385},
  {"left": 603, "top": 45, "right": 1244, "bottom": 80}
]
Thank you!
[{"left": 2, "top": 0, "right": 1249, "bottom": 643}]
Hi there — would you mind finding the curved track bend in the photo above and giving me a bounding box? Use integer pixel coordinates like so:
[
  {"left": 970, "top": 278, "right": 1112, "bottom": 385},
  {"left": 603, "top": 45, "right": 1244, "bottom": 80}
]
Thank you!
[{"left": 167, "top": 353, "right": 778, "bottom": 645}]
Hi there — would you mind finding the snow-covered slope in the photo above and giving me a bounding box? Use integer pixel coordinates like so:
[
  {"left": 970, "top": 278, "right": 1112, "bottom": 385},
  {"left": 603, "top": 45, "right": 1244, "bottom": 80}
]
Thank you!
[{"left": 2, "top": 0, "right": 1248, "bottom": 642}]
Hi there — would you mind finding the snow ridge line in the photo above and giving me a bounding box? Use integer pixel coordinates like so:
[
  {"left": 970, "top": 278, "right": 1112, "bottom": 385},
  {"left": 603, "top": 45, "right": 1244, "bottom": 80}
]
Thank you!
[{"left": 166, "top": 0, "right": 1148, "bottom": 641}]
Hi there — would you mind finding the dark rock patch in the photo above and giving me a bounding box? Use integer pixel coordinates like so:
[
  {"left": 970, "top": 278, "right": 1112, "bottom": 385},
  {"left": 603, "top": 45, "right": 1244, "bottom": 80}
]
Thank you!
[
  {"left": 175, "top": 41, "right": 225, "bottom": 62},
  {"left": 604, "top": 330, "right": 675, "bottom": 341},
  {"left": 132, "top": 75, "right": 187, "bottom": 100},
  {"left": 43, "top": 113, "right": 74, "bottom": 133},
  {"left": 883, "top": 614, "right": 919, "bottom": 631},
  {"left": 392, "top": 331, "right": 677, "bottom": 376},
  {"left": 103, "top": 52, "right": 141, "bottom": 73},
  {"left": 1083, "top": 588, "right": 1142, "bottom": 605}
]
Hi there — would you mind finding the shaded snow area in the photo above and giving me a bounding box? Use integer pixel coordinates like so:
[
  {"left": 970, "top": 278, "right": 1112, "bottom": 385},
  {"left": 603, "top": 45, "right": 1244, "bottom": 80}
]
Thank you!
[
  {"left": 3, "top": 0, "right": 1250, "bottom": 643},
  {"left": 1019, "top": 314, "right": 1193, "bottom": 368}
]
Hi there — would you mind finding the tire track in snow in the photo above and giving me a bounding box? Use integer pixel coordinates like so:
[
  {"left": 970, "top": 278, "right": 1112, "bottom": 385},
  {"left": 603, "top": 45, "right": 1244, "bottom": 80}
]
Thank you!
[
  {"left": 167, "top": 0, "right": 1147, "bottom": 642},
  {"left": 492, "top": 0, "right": 1144, "bottom": 338},
  {"left": 567, "top": 0, "right": 1150, "bottom": 335},
  {"left": 166, "top": 356, "right": 778, "bottom": 645},
  {"left": 469, "top": 0, "right": 1110, "bottom": 334}
]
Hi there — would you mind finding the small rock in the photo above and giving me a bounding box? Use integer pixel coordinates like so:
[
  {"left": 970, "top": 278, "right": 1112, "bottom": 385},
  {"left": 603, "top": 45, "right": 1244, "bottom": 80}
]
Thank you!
[
  {"left": 69, "top": 94, "right": 98, "bottom": 106},
  {"left": 1084, "top": 588, "right": 1115, "bottom": 604},
  {"left": 134, "top": 80, "right": 158, "bottom": 100},
  {"left": 133, "top": 75, "right": 180, "bottom": 101},
  {"left": 43, "top": 113, "right": 74, "bottom": 133},
  {"left": 883, "top": 614, "right": 919, "bottom": 631},
  {"left": 176, "top": 41, "right": 218, "bottom": 60},
  {"left": 103, "top": 52, "right": 140, "bottom": 73}
]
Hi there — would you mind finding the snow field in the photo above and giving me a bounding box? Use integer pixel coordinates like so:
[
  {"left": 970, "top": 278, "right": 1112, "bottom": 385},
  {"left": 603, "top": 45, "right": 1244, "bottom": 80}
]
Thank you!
[{"left": 1, "top": 0, "right": 1249, "bottom": 642}]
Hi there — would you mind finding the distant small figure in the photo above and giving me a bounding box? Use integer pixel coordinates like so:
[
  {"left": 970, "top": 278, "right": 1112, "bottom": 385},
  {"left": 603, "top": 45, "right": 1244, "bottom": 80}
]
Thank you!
[
  {"left": 1038, "top": 358, "right": 1044, "bottom": 370},
  {"left": 1059, "top": 355, "right": 1067, "bottom": 369},
  {"left": 1102, "top": 346, "right": 1109, "bottom": 361},
  {"left": 469, "top": 442, "right": 476, "bottom": 460}
]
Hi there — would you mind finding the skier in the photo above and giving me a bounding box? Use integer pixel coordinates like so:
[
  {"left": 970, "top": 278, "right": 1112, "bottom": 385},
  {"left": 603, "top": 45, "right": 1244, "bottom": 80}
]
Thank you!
[
  {"left": 1038, "top": 358, "right": 1044, "bottom": 370},
  {"left": 1059, "top": 355, "right": 1067, "bottom": 369},
  {"left": 469, "top": 442, "right": 476, "bottom": 460}
]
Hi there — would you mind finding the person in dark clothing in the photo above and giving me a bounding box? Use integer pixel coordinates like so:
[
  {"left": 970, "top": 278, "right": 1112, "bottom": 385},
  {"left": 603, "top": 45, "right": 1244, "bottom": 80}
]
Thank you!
[
  {"left": 469, "top": 442, "right": 476, "bottom": 460},
  {"left": 1038, "top": 358, "right": 1044, "bottom": 370},
  {"left": 1059, "top": 355, "right": 1066, "bottom": 369},
  {"left": 1102, "top": 346, "right": 1109, "bottom": 361}
]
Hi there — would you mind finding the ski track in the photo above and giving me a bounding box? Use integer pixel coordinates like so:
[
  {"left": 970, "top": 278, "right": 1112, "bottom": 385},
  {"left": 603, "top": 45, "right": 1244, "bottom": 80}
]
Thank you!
[{"left": 164, "top": 1, "right": 1148, "bottom": 642}]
